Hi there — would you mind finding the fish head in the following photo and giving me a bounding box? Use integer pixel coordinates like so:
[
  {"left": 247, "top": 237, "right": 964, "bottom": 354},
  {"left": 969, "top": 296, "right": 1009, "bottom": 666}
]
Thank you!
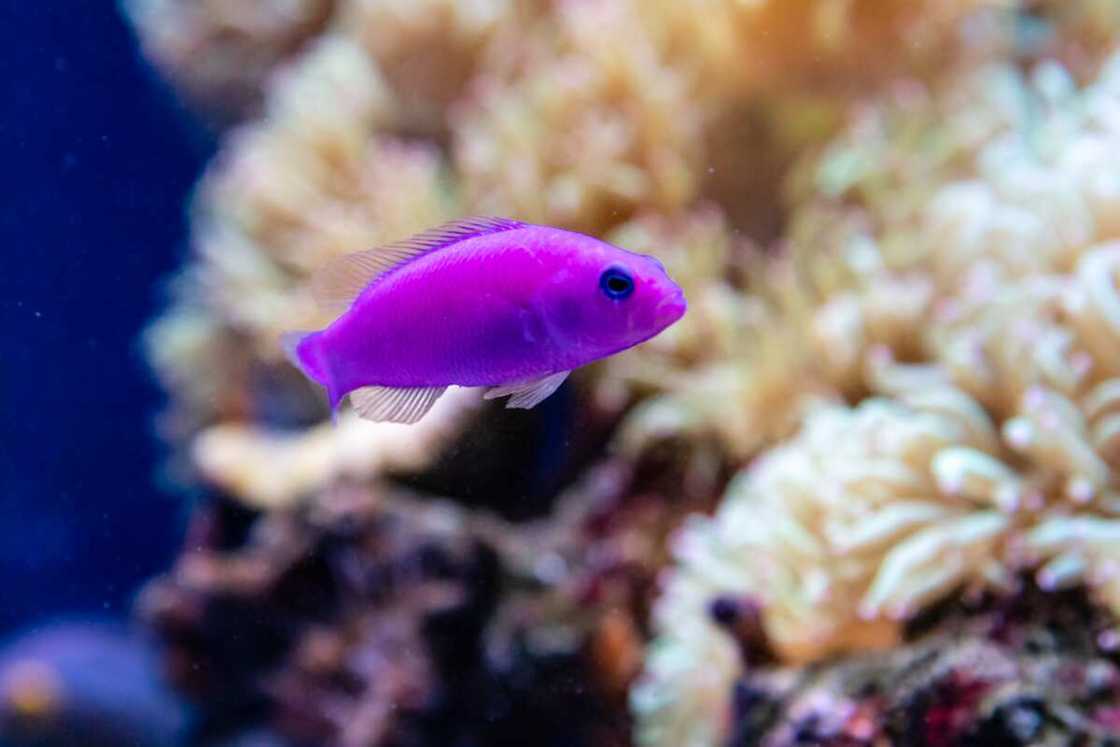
[{"left": 537, "top": 239, "right": 687, "bottom": 360}]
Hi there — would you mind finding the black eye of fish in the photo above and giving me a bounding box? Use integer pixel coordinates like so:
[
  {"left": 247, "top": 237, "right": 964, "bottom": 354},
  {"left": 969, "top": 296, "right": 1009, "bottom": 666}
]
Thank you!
[{"left": 599, "top": 267, "right": 634, "bottom": 300}]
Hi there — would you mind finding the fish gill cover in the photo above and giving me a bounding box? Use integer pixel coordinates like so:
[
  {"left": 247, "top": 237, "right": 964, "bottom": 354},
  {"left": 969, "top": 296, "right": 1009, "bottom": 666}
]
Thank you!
[{"left": 120, "top": 1, "right": 1120, "bottom": 746}]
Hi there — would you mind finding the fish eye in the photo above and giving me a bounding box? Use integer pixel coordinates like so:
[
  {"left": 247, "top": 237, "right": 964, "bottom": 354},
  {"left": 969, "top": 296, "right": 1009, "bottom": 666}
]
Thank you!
[{"left": 599, "top": 267, "right": 634, "bottom": 300}]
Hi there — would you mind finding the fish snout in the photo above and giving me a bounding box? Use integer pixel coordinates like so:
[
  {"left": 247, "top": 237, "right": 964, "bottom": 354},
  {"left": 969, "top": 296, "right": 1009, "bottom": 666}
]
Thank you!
[{"left": 655, "top": 287, "right": 688, "bottom": 328}]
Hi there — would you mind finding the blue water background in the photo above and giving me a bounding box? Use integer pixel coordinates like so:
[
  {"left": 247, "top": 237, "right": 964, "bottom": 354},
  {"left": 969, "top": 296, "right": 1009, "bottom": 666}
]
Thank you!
[{"left": 0, "top": 2, "right": 212, "bottom": 633}]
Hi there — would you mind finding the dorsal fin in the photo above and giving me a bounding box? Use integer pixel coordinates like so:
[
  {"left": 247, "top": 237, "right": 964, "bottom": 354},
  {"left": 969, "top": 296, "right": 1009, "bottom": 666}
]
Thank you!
[{"left": 311, "top": 216, "right": 525, "bottom": 313}]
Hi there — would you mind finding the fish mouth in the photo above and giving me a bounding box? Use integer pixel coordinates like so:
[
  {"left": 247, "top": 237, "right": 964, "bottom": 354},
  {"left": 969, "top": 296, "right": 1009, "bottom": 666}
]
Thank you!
[{"left": 655, "top": 288, "right": 688, "bottom": 327}]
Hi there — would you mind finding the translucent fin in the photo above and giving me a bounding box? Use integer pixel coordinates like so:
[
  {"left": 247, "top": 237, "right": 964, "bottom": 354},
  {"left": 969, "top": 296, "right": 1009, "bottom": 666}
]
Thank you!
[
  {"left": 312, "top": 217, "right": 525, "bottom": 313},
  {"left": 484, "top": 371, "right": 570, "bottom": 409},
  {"left": 349, "top": 385, "right": 448, "bottom": 424}
]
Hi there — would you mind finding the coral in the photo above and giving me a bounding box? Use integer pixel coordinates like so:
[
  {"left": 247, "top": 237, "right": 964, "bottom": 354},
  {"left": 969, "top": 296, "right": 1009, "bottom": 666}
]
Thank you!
[
  {"left": 605, "top": 217, "right": 835, "bottom": 463},
  {"left": 335, "top": 0, "right": 524, "bottom": 136},
  {"left": 603, "top": 208, "right": 746, "bottom": 382},
  {"left": 793, "top": 50, "right": 1120, "bottom": 444},
  {"left": 451, "top": 0, "right": 705, "bottom": 233},
  {"left": 139, "top": 0, "right": 1033, "bottom": 457},
  {"left": 637, "top": 0, "right": 1016, "bottom": 98},
  {"left": 193, "top": 35, "right": 451, "bottom": 349},
  {"left": 634, "top": 47, "right": 1120, "bottom": 747},
  {"left": 129, "top": 0, "right": 1005, "bottom": 238},
  {"left": 121, "top": 0, "right": 519, "bottom": 129},
  {"left": 191, "top": 390, "right": 484, "bottom": 510},
  {"left": 633, "top": 388, "right": 1014, "bottom": 746},
  {"left": 122, "top": 0, "right": 334, "bottom": 118},
  {"left": 146, "top": 34, "right": 458, "bottom": 433},
  {"left": 144, "top": 302, "right": 255, "bottom": 437},
  {"left": 451, "top": 0, "right": 1012, "bottom": 235}
]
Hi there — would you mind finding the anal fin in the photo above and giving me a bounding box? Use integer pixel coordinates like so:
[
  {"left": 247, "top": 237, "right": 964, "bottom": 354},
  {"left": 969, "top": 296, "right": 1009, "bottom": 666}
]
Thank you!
[
  {"left": 350, "top": 385, "right": 447, "bottom": 424},
  {"left": 484, "top": 371, "right": 570, "bottom": 409}
]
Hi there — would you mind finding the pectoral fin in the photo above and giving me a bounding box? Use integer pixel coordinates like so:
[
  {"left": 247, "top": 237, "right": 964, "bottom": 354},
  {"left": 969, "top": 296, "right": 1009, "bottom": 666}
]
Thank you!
[{"left": 484, "top": 371, "right": 570, "bottom": 409}]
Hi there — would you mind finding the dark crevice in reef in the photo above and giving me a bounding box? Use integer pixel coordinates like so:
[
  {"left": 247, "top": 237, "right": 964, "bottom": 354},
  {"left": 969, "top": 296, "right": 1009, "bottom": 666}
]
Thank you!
[{"left": 396, "top": 380, "right": 619, "bottom": 522}]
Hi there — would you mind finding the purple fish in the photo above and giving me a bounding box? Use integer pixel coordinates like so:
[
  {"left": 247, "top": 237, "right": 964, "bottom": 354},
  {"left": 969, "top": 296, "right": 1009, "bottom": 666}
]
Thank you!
[{"left": 282, "top": 217, "right": 687, "bottom": 423}]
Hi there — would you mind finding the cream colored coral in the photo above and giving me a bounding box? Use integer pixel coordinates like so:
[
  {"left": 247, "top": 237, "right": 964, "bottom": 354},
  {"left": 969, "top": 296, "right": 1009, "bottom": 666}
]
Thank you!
[
  {"left": 451, "top": 0, "right": 1000, "bottom": 235},
  {"left": 143, "top": 304, "right": 252, "bottom": 431},
  {"left": 190, "top": 35, "right": 457, "bottom": 359},
  {"left": 639, "top": 0, "right": 1018, "bottom": 97},
  {"left": 122, "top": 0, "right": 524, "bottom": 127},
  {"left": 122, "top": 0, "right": 333, "bottom": 112},
  {"left": 635, "top": 49, "right": 1120, "bottom": 747},
  {"left": 452, "top": 0, "right": 704, "bottom": 233},
  {"left": 144, "top": 33, "right": 461, "bottom": 454},
  {"left": 604, "top": 208, "right": 741, "bottom": 376},
  {"left": 193, "top": 388, "right": 483, "bottom": 510},
  {"left": 603, "top": 209, "right": 837, "bottom": 461},
  {"left": 337, "top": 0, "right": 519, "bottom": 134},
  {"left": 634, "top": 386, "right": 1013, "bottom": 746},
  {"left": 857, "top": 57, "right": 1120, "bottom": 437},
  {"left": 786, "top": 54, "right": 1120, "bottom": 401},
  {"left": 139, "top": 0, "right": 1029, "bottom": 451}
]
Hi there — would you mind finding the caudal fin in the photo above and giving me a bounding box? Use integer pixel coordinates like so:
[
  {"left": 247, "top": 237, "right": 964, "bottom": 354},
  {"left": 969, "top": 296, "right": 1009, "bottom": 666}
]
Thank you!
[{"left": 280, "top": 330, "right": 344, "bottom": 411}]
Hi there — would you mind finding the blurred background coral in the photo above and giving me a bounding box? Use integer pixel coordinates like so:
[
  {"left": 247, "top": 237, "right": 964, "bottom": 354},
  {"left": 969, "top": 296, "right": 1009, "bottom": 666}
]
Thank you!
[{"left": 6, "top": 1, "right": 1120, "bottom": 746}]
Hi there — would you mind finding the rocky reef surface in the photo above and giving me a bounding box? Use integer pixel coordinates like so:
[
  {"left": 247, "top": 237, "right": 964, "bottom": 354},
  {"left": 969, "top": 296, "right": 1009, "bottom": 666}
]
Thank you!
[{"left": 730, "top": 585, "right": 1120, "bottom": 747}]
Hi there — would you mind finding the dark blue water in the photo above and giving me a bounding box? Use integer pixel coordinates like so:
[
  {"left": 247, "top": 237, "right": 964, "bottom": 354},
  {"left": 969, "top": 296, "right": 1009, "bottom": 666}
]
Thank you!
[{"left": 0, "top": 2, "right": 212, "bottom": 633}]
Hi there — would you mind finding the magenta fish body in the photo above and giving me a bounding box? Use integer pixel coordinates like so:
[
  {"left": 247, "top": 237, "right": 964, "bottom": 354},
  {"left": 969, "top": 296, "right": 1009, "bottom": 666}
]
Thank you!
[{"left": 283, "top": 218, "right": 686, "bottom": 423}]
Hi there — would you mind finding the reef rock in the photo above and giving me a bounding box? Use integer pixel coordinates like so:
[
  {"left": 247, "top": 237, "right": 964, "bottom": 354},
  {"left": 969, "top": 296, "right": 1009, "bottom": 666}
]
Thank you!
[{"left": 732, "top": 585, "right": 1120, "bottom": 747}]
